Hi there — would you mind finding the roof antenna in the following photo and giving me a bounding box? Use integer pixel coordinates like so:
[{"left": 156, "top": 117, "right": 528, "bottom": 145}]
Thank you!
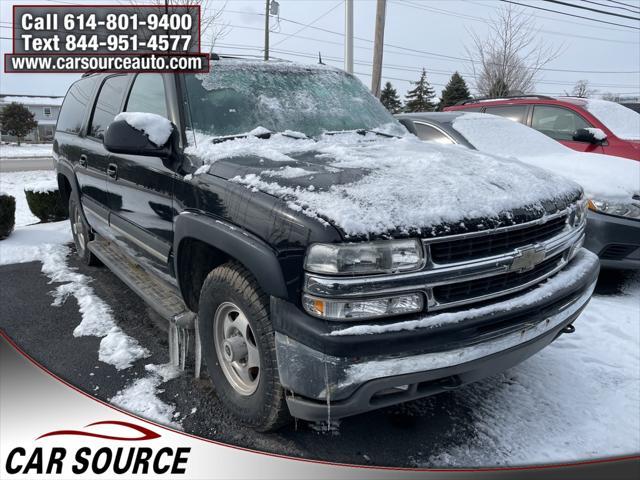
[{"left": 318, "top": 52, "right": 324, "bottom": 65}]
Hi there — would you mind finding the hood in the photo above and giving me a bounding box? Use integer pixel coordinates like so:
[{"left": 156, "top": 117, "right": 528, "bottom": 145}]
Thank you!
[{"left": 187, "top": 132, "right": 582, "bottom": 239}]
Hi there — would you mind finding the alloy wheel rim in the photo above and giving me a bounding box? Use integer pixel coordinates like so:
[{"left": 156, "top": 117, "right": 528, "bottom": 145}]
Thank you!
[{"left": 213, "top": 302, "right": 260, "bottom": 396}]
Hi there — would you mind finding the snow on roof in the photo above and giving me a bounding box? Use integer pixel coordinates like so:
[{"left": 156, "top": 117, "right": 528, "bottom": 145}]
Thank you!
[
  {"left": 584, "top": 98, "right": 640, "bottom": 140},
  {"left": 452, "top": 113, "right": 640, "bottom": 201},
  {"left": 1, "top": 95, "right": 63, "bottom": 106},
  {"left": 186, "top": 131, "right": 581, "bottom": 237}
]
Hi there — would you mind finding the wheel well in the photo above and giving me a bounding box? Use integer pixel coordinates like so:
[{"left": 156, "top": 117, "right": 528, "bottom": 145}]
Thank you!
[
  {"left": 57, "top": 174, "right": 72, "bottom": 215},
  {"left": 177, "top": 238, "right": 230, "bottom": 311}
]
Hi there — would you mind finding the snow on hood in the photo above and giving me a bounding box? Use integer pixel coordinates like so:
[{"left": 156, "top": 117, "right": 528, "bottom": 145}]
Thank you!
[
  {"left": 584, "top": 98, "right": 640, "bottom": 140},
  {"left": 453, "top": 113, "right": 640, "bottom": 202},
  {"left": 186, "top": 131, "right": 581, "bottom": 237}
]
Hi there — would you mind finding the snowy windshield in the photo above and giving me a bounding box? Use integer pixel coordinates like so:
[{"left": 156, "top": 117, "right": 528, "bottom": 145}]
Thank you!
[
  {"left": 184, "top": 60, "right": 404, "bottom": 138},
  {"left": 452, "top": 112, "right": 570, "bottom": 157},
  {"left": 583, "top": 99, "right": 640, "bottom": 140}
]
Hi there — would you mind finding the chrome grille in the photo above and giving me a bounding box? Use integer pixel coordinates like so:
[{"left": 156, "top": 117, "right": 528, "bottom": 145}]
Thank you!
[
  {"left": 433, "top": 253, "right": 564, "bottom": 305},
  {"left": 429, "top": 215, "right": 568, "bottom": 264}
]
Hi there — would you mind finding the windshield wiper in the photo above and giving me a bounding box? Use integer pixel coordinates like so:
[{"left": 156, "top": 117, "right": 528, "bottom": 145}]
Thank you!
[
  {"left": 210, "top": 129, "right": 309, "bottom": 144},
  {"left": 324, "top": 128, "right": 397, "bottom": 138}
]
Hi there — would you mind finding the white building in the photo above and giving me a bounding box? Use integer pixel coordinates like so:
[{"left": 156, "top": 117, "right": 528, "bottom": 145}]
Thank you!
[{"left": 0, "top": 94, "right": 64, "bottom": 143}]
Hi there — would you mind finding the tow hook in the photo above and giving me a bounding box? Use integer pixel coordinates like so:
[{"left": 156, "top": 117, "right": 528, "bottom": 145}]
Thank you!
[{"left": 561, "top": 324, "right": 576, "bottom": 334}]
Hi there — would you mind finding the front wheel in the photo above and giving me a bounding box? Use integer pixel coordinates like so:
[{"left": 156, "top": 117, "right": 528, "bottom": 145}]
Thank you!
[
  {"left": 68, "top": 197, "right": 100, "bottom": 266},
  {"left": 198, "top": 261, "right": 290, "bottom": 432}
]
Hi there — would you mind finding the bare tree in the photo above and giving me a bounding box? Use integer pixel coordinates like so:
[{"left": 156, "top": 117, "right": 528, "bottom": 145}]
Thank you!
[
  {"left": 125, "top": 0, "right": 229, "bottom": 52},
  {"left": 467, "top": 5, "right": 563, "bottom": 97},
  {"left": 602, "top": 92, "right": 622, "bottom": 102},
  {"left": 566, "top": 80, "right": 597, "bottom": 98}
]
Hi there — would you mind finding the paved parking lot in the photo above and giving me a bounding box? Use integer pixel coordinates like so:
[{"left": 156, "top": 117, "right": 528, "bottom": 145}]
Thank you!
[{"left": 1, "top": 244, "right": 638, "bottom": 467}]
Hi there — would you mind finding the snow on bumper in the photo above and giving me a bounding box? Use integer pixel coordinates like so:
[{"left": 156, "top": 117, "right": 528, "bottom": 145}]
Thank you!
[{"left": 276, "top": 249, "right": 599, "bottom": 409}]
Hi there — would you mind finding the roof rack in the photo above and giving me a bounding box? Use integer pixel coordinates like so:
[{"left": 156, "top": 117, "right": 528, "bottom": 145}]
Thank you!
[{"left": 455, "top": 95, "right": 554, "bottom": 105}]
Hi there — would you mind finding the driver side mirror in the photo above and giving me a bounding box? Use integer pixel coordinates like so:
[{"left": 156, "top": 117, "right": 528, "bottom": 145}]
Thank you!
[
  {"left": 573, "top": 127, "right": 606, "bottom": 144},
  {"left": 104, "top": 112, "right": 176, "bottom": 159}
]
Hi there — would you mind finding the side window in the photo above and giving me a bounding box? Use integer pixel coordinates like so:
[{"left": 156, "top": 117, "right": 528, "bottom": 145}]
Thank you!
[
  {"left": 483, "top": 105, "right": 527, "bottom": 123},
  {"left": 56, "top": 76, "right": 99, "bottom": 134},
  {"left": 413, "top": 123, "right": 455, "bottom": 144},
  {"left": 88, "top": 75, "right": 129, "bottom": 140},
  {"left": 531, "top": 105, "right": 591, "bottom": 141},
  {"left": 125, "top": 74, "right": 168, "bottom": 118}
]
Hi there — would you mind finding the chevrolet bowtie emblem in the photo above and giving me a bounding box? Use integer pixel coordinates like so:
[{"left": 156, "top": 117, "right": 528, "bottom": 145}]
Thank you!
[{"left": 510, "top": 246, "right": 546, "bottom": 272}]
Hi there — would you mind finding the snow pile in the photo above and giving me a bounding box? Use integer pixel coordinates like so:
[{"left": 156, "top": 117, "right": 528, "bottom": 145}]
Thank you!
[
  {"left": 0, "top": 221, "right": 71, "bottom": 264},
  {"left": 110, "top": 363, "right": 182, "bottom": 429},
  {"left": 0, "top": 170, "right": 55, "bottom": 226},
  {"left": 452, "top": 113, "right": 640, "bottom": 201},
  {"left": 262, "top": 166, "right": 315, "bottom": 178},
  {"left": 421, "top": 277, "right": 640, "bottom": 466},
  {"left": 0, "top": 143, "right": 53, "bottom": 158},
  {"left": 584, "top": 98, "right": 640, "bottom": 140},
  {"left": 187, "top": 132, "right": 580, "bottom": 237},
  {"left": 1, "top": 95, "right": 63, "bottom": 106},
  {"left": 114, "top": 112, "right": 173, "bottom": 147},
  {"left": 330, "top": 249, "right": 598, "bottom": 336},
  {"left": 24, "top": 179, "right": 58, "bottom": 194}
]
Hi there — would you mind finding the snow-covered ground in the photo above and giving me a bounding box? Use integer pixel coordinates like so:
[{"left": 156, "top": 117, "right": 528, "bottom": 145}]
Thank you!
[
  {"left": 0, "top": 170, "right": 182, "bottom": 428},
  {"left": 422, "top": 277, "right": 640, "bottom": 466},
  {"left": 0, "top": 170, "right": 56, "bottom": 226},
  {"left": 0, "top": 143, "right": 53, "bottom": 158},
  {"left": 0, "top": 169, "right": 638, "bottom": 463}
]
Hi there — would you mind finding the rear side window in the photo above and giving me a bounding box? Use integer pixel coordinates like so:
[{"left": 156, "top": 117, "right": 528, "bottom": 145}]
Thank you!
[
  {"left": 413, "top": 123, "right": 455, "bottom": 144},
  {"left": 531, "top": 105, "right": 591, "bottom": 141},
  {"left": 125, "top": 74, "right": 168, "bottom": 118},
  {"left": 88, "top": 75, "right": 129, "bottom": 140},
  {"left": 56, "top": 76, "right": 99, "bottom": 134},
  {"left": 483, "top": 105, "right": 527, "bottom": 123}
]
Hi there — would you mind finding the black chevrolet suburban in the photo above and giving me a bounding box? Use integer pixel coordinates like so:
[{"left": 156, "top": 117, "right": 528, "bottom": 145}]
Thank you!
[{"left": 54, "top": 57, "right": 600, "bottom": 431}]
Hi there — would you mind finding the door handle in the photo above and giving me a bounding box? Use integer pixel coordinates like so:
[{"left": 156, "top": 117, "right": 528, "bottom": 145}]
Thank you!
[
  {"left": 107, "top": 163, "right": 118, "bottom": 179},
  {"left": 79, "top": 154, "right": 87, "bottom": 167}
]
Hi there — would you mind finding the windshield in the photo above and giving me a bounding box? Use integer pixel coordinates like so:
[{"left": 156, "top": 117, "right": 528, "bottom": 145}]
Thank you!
[
  {"left": 184, "top": 60, "right": 404, "bottom": 139},
  {"left": 451, "top": 112, "right": 570, "bottom": 158},
  {"left": 583, "top": 98, "right": 640, "bottom": 140}
]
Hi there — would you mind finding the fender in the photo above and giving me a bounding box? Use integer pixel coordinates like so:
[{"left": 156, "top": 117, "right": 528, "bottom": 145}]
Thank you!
[{"left": 173, "top": 212, "right": 289, "bottom": 299}]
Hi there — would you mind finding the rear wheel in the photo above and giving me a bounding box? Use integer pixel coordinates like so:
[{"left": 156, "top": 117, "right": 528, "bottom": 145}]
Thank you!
[
  {"left": 198, "top": 261, "right": 290, "bottom": 431},
  {"left": 68, "top": 197, "right": 100, "bottom": 266}
]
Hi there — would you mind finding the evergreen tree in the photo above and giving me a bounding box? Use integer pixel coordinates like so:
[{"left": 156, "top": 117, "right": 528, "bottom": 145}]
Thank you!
[
  {"left": 438, "top": 72, "right": 472, "bottom": 110},
  {"left": 379, "top": 82, "right": 403, "bottom": 113},
  {"left": 0, "top": 103, "right": 37, "bottom": 146},
  {"left": 404, "top": 68, "right": 436, "bottom": 112}
]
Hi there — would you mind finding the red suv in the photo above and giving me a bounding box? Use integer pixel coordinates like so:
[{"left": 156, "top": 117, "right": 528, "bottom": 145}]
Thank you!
[{"left": 445, "top": 96, "right": 640, "bottom": 161}]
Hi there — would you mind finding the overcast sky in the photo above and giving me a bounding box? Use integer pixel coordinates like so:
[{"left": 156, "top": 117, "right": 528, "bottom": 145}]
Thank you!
[{"left": 1, "top": 0, "right": 639, "bottom": 100}]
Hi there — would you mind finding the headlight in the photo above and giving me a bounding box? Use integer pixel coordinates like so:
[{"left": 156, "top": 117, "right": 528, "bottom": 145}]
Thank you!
[
  {"left": 304, "top": 239, "right": 423, "bottom": 275},
  {"left": 302, "top": 293, "right": 424, "bottom": 321},
  {"left": 587, "top": 198, "right": 640, "bottom": 220}
]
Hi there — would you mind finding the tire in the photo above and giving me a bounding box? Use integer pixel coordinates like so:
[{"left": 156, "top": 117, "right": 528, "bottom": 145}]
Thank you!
[
  {"left": 198, "top": 261, "right": 291, "bottom": 432},
  {"left": 68, "top": 197, "right": 100, "bottom": 266}
]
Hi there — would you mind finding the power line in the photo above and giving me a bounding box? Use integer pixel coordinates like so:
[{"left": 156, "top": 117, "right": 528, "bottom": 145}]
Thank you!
[
  {"left": 271, "top": 1, "right": 343, "bottom": 48},
  {"left": 581, "top": 0, "right": 640, "bottom": 14},
  {"left": 604, "top": 0, "right": 640, "bottom": 12},
  {"left": 542, "top": 0, "right": 640, "bottom": 20},
  {"left": 394, "top": 0, "right": 639, "bottom": 44},
  {"left": 500, "top": 0, "right": 640, "bottom": 29}
]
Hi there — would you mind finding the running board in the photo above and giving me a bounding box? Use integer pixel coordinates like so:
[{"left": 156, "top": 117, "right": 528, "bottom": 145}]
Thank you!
[{"left": 87, "top": 238, "right": 201, "bottom": 378}]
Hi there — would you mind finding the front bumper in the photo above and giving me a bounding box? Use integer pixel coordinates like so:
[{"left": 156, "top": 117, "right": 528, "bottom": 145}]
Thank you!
[
  {"left": 584, "top": 211, "right": 640, "bottom": 269},
  {"left": 273, "top": 249, "right": 599, "bottom": 422}
]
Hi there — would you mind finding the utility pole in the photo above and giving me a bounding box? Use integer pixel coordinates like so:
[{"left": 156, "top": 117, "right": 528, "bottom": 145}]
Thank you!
[
  {"left": 344, "top": 0, "right": 353, "bottom": 73},
  {"left": 371, "top": 0, "right": 386, "bottom": 98},
  {"left": 264, "top": 0, "right": 270, "bottom": 61}
]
